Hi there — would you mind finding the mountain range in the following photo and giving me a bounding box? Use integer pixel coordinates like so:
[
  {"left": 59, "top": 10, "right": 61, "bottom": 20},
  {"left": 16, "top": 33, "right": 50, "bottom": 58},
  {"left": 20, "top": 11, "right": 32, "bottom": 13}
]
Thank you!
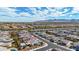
[{"left": 36, "top": 19, "right": 79, "bottom": 22}]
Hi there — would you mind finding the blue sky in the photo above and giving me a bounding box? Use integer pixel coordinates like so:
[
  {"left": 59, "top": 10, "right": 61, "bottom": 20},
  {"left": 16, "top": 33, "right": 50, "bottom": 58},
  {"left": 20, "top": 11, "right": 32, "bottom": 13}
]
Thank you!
[{"left": 0, "top": 7, "right": 79, "bottom": 22}]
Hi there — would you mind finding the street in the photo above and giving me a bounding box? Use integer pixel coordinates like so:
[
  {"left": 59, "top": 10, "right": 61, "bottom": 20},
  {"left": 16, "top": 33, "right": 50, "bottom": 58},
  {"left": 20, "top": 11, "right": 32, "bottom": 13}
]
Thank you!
[{"left": 32, "top": 33, "right": 74, "bottom": 51}]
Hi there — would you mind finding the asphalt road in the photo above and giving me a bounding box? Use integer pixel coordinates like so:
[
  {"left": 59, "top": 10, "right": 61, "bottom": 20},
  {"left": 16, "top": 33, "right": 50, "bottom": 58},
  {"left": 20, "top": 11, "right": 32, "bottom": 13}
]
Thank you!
[{"left": 32, "top": 33, "right": 73, "bottom": 51}]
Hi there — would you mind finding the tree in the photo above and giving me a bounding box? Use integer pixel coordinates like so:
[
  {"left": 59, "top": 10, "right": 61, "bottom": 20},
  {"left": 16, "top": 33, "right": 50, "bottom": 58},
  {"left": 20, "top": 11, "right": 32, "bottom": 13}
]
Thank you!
[{"left": 39, "top": 42, "right": 43, "bottom": 46}]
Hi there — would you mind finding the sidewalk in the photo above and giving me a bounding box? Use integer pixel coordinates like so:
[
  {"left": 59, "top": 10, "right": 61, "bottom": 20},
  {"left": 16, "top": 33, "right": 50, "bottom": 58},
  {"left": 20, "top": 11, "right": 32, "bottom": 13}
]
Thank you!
[{"left": 29, "top": 43, "right": 48, "bottom": 51}]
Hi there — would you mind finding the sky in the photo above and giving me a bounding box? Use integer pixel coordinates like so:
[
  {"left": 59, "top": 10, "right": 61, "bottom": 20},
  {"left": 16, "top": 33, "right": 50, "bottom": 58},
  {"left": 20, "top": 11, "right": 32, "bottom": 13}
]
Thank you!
[{"left": 0, "top": 7, "right": 79, "bottom": 22}]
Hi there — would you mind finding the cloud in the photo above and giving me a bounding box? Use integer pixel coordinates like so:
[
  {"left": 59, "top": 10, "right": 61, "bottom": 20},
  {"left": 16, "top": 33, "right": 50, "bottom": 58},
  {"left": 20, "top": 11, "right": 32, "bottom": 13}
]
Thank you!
[
  {"left": 0, "top": 7, "right": 33, "bottom": 18},
  {"left": 18, "top": 12, "right": 32, "bottom": 17},
  {"left": 0, "top": 7, "right": 79, "bottom": 22},
  {"left": 73, "top": 7, "right": 79, "bottom": 11},
  {"left": 45, "top": 7, "right": 67, "bottom": 17},
  {"left": 36, "top": 9, "right": 49, "bottom": 17},
  {"left": 0, "top": 7, "right": 18, "bottom": 17},
  {"left": 70, "top": 7, "right": 79, "bottom": 15}
]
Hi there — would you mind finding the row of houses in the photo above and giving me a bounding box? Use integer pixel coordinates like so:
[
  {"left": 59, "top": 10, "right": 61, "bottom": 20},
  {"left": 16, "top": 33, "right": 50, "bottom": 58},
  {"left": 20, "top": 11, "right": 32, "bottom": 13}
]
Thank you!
[
  {"left": 18, "top": 30, "right": 43, "bottom": 50},
  {"left": 0, "top": 31, "right": 14, "bottom": 51},
  {"left": 36, "top": 32, "right": 73, "bottom": 48}
]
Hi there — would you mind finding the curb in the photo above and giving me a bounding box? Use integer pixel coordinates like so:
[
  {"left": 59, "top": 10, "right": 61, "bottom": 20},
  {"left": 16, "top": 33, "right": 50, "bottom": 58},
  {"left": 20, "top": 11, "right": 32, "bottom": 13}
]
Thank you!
[{"left": 29, "top": 43, "right": 48, "bottom": 51}]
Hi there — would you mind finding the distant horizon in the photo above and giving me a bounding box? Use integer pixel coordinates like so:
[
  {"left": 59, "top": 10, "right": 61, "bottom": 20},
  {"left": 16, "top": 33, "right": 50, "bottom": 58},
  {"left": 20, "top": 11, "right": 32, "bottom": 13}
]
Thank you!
[
  {"left": 0, "top": 7, "right": 79, "bottom": 22},
  {"left": 0, "top": 19, "right": 79, "bottom": 22}
]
